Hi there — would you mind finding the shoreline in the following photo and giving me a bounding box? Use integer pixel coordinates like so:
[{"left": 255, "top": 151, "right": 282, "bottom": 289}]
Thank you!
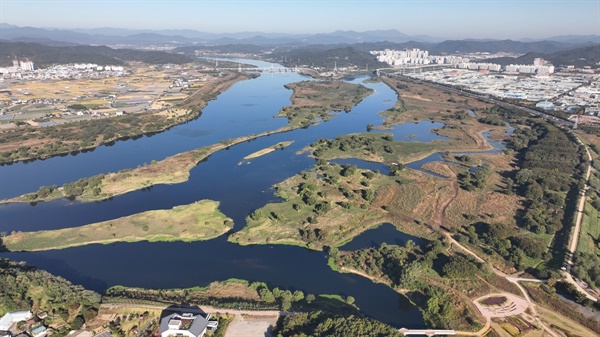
[
  {"left": 2, "top": 200, "right": 232, "bottom": 252},
  {"left": 3, "top": 81, "right": 373, "bottom": 204},
  {"left": 0, "top": 71, "right": 252, "bottom": 165}
]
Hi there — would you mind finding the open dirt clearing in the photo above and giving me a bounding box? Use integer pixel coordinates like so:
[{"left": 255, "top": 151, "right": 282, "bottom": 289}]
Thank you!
[{"left": 225, "top": 315, "right": 278, "bottom": 337}]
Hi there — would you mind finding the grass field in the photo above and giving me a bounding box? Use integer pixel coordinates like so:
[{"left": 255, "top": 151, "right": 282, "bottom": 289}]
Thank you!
[
  {"left": 577, "top": 202, "right": 600, "bottom": 254},
  {"left": 380, "top": 77, "right": 489, "bottom": 124},
  {"left": 3, "top": 200, "right": 232, "bottom": 251}
]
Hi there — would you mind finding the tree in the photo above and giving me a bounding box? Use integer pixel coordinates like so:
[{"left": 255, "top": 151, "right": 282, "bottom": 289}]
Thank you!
[
  {"left": 306, "top": 294, "right": 316, "bottom": 304},
  {"left": 292, "top": 290, "right": 305, "bottom": 302},
  {"left": 259, "top": 288, "right": 276, "bottom": 303},
  {"left": 442, "top": 255, "right": 478, "bottom": 278},
  {"left": 71, "top": 315, "right": 85, "bottom": 330},
  {"left": 346, "top": 296, "right": 355, "bottom": 305},
  {"left": 83, "top": 307, "right": 98, "bottom": 322}
]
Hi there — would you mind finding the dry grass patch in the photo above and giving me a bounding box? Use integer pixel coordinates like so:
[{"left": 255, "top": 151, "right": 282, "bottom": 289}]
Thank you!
[
  {"left": 242, "top": 141, "right": 294, "bottom": 161},
  {"left": 536, "top": 306, "right": 598, "bottom": 337}
]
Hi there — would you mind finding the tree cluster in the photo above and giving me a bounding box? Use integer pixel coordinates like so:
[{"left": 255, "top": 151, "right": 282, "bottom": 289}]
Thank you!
[
  {"left": 458, "top": 165, "right": 492, "bottom": 191},
  {"left": 0, "top": 258, "right": 100, "bottom": 327},
  {"left": 509, "top": 122, "right": 585, "bottom": 235},
  {"left": 273, "top": 311, "right": 402, "bottom": 337},
  {"left": 572, "top": 252, "right": 600, "bottom": 289}
]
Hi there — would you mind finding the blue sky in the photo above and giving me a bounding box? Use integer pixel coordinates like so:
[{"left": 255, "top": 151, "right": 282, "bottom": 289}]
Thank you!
[{"left": 1, "top": 0, "right": 598, "bottom": 39}]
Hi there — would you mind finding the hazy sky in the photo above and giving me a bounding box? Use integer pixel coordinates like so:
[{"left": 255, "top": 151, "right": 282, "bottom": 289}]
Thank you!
[{"left": 1, "top": 0, "right": 598, "bottom": 39}]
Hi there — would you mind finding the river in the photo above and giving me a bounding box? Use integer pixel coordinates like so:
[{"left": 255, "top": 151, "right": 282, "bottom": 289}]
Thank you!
[{"left": 0, "top": 59, "right": 500, "bottom": 328}]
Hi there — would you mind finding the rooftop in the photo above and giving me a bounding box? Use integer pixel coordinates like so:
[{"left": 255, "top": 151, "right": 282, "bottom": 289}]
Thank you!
[{"left": 159, "top": 311, "right": 209, "bottom": 337}]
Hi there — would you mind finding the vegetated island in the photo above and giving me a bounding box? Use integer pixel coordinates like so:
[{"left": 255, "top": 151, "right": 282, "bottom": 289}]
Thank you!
[
  {"left": 2, "top": 200, "right": 232, "bottom": 251},
  {"left": 242, "top": 141, "right": 294, "bottom": 161},
  {"left": 3, "top": 81, "right": 373, "bottom": 204},
  {"left": 228, "top": 158, "right": 443, "bottom": 250},
  {"left": 278, "top": 80, "right": 373, "bottom": 128},
  {"left": 229, "top": 80, "right": 514, "bottom": 250}
]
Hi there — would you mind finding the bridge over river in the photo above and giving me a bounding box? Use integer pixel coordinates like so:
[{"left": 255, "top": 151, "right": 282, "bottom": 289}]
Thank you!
[
  {"left": 399, "top": 328, "right": 456, "bottom": 336},
  {"left": 205, "top": 65, "right": 304, "bottom": 73}
]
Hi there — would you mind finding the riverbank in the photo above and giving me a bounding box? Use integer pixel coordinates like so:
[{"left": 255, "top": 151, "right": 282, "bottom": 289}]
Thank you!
[
  {"left": 0, "top": 71, "right": 251, "bottom": 164},
  {"left": 2, "top": 81, "right": 373, "bottom": 204},
  {"left": 102, "top": 278, "right": 359, "bottom": 315},
  {"left": 2, "top": 200, "right": 232, "bottom": 251},
  {"left": 228, "top": 76, "right": 515, "bottom": 250}
]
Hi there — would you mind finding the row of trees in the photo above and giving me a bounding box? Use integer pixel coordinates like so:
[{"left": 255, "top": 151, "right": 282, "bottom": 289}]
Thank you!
[
  {"left": 273, "top": 311, "right": 403, "bottom": 337},
  {"left": 509, "top": 121, "right": 585, "bottom": 236},
  {"left": 106, "top": 281, "right": 314, "bottom": 312},
  {"left": 454, "top": 222, "right": 548, "bottom": 270}
]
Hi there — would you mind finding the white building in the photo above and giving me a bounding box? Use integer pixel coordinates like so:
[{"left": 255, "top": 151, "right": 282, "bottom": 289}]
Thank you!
[
  {"left": 536, "top": 100, "right": 555, "bottom": 110},
  {"left": 505, "top": 64, "right": 554, "bottom": 74},
  {"left": 19, "top": 61, "right": 34, "bottom": 72},
  {"left": 371, "top": 49, "right": 467, "bottom": 66},
  {"left": 0, "top": 311, "right": 33, "bottom": 331},
  {"left": 159, "top": 312, "right": 211, "bottom": 337}
]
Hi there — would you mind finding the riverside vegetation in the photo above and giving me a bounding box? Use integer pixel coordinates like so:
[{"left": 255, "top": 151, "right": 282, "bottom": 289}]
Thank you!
[
  {"left": 0, "top": 258, "right": 101, "bottom": 336},
  {"left": 4, "top": 80, "right": 373, "bottom": 204},
  {"left": 572, "top": 145, "right": 600, "bottom": 290},
  {"left": 230, "top": 77, "right": 593, "bottom": 332},
  {"left": 4, "top": 74, "right": 597, "bottom": 335},
  {"left": 328, "top": 238, "right": 519, "bottom": 331},
  {"left": 0, "top": 70, "right": 250, "bottom": 164},
  {"left": 104, "top": 278, "right": 357, "bottom": 314}
]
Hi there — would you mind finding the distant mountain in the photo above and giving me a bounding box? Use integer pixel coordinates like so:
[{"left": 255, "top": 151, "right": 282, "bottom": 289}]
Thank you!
[
  {"left": 485, "top": 45, "right": 600, "bottom": 68},
  {"left": 4, "top": 36, "right": 80, "bottom": 46},
  {"left": 428, "top": 39, "right": 589, "bottom": 54},
  {"left": 0, "top": 42, "right": 190, "bottom": 68},
  {"left": 521, "top": 35, "right": 600, "bottom": 44},
  {"left": 0, "top": 24, "right": 441, "bottom": 46},
  {"left": 1, "top": 24, "right": 596, "bottom": 57}
]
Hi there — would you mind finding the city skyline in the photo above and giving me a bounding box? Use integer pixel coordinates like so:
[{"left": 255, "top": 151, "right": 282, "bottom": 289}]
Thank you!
[{"left": 0, "top": 0, "right": 598, "bottom": 40}]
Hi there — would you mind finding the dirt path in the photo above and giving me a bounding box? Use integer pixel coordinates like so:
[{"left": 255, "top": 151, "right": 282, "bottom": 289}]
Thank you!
[
  {"left": 434, "top": 164, "right": 459, "bottom": 228},
  {"left": 563, "top": 135, "right": 598, "bottom": 302},
  {"left": 100, "top": 303, "right": 296, "bottom": 318}
]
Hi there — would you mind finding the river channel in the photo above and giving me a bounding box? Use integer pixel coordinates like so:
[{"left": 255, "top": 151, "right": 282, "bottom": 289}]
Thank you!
[{"left": 0, "top": 59, "right": 505, "bottom": 328}]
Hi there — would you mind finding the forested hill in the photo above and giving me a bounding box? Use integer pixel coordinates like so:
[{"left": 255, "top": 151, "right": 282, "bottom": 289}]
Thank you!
[
  {"left": 0, "top": 258, "right": 101, "bottom": 316},
  {"left": 484, "top": 45, "right": 600, "bottom": 68},
  {"left": 0, "top": 42, "right": 191, "bottom": 68},
  {"left": 268, "top": 46, "right": 388, "bottom": 70}
]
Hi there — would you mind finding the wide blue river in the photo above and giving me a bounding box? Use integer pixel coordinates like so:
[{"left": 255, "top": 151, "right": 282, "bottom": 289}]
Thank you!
[{"left": 0, "top": 59, "right": 477, "bottom": 328}]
